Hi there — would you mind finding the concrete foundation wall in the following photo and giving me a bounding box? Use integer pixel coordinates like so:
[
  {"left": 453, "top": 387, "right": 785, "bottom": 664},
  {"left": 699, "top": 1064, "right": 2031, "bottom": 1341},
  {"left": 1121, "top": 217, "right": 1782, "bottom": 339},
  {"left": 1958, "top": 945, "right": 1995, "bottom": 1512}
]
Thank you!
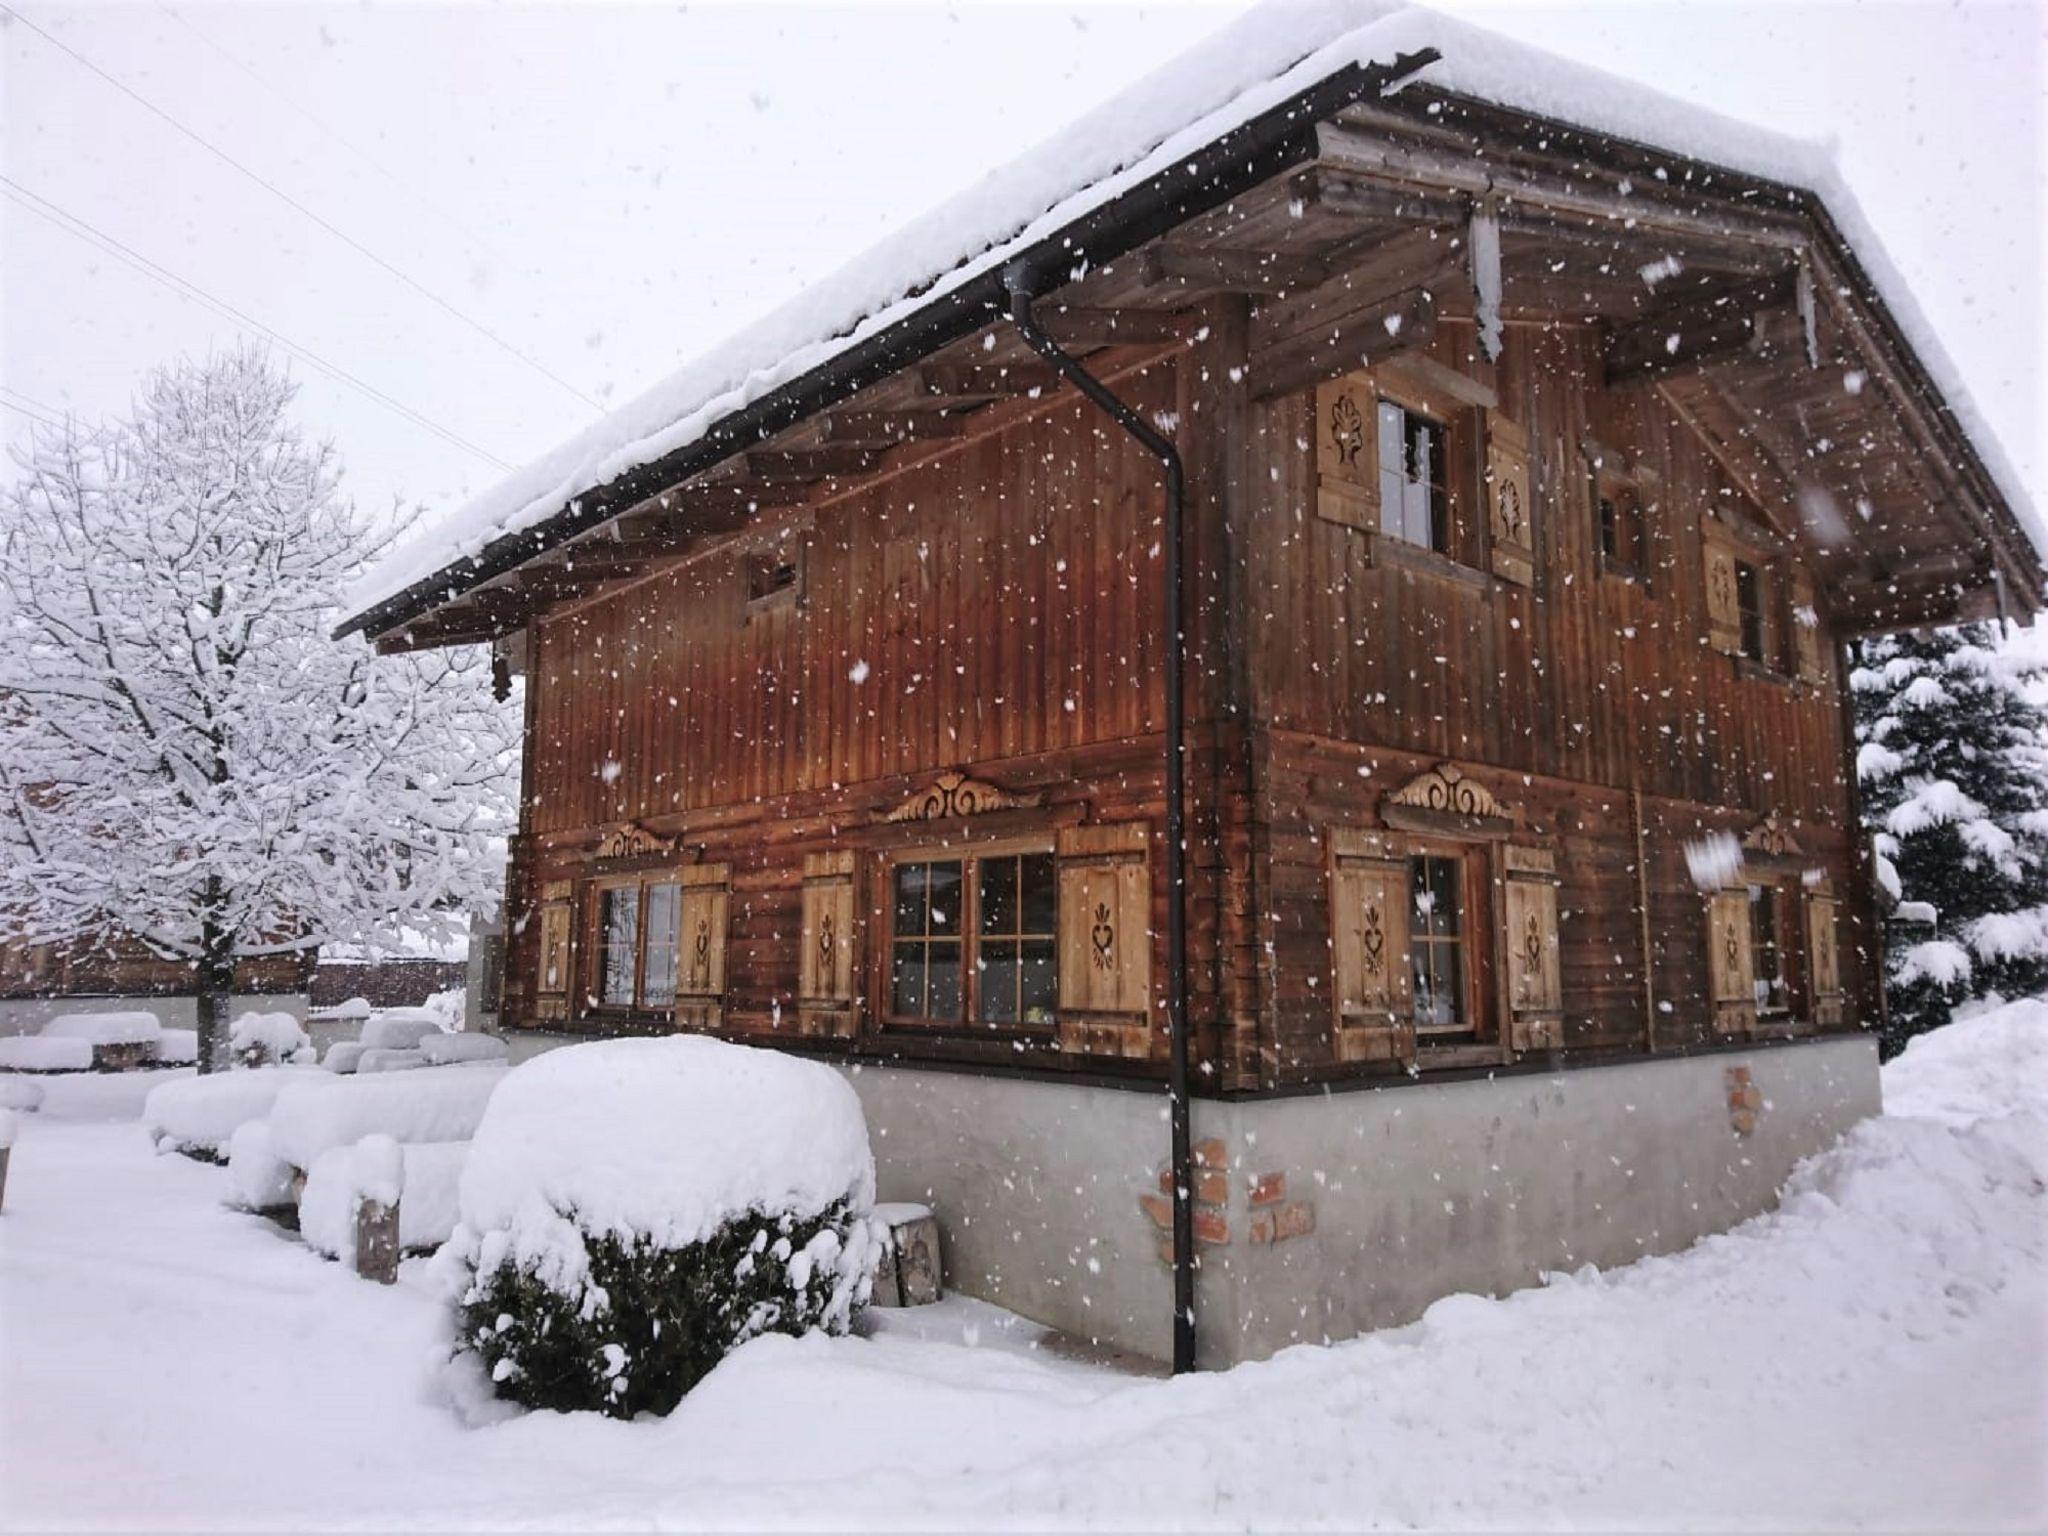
[
  {"left": 0, "top": 993, "right": 308, "bottom": 1038},
  {"left": 842, "top": 1035, "right": 1880, "bottom": 1368}
]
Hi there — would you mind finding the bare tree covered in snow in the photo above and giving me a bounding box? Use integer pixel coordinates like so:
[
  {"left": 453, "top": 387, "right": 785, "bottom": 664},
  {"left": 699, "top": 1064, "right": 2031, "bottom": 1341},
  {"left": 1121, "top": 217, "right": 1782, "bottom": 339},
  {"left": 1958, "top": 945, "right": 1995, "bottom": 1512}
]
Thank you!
[{"left": 0, "top": 350, "right": 515, "bottom": 1070}]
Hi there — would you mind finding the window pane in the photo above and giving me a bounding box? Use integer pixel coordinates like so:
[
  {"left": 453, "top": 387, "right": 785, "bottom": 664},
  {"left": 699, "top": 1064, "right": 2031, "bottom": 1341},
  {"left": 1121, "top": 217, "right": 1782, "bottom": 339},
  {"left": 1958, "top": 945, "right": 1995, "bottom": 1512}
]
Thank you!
[
  {"left": 1020, "top": 853, "right": 1056, "bottom": 935},
  {"left": 1413, "top": 940, "right": 1465, "bottom": 1028},
  {"left": 926, "top": 940, "right": 962, "bottom": 1020},
  {"left": 642, "top": 883, "right": 680, "bottom": 1006},
  {"left": 926, "top": 862, "right": 961, "bottom": 932},
  {"left": 1378, "top": 401, "right": 1405, "bottom": 538},
  {"left": 891, "top": 945, "right": 925, "bottom": 1017},
  {"left": 599, "top": 889, "right": 638, "bottom": 1006},
  {"left": 979, "top": 856, "right": 1018, "bottom": 936},
  {"left": 1019, "top": 938, "right": 1057, "bottom": 1023},
  {"left": 977, "top": 941, "right": 1019, "bottom": 1024},
  {"left": 893, "top": 864, "right": 927, "bottom": 936}
]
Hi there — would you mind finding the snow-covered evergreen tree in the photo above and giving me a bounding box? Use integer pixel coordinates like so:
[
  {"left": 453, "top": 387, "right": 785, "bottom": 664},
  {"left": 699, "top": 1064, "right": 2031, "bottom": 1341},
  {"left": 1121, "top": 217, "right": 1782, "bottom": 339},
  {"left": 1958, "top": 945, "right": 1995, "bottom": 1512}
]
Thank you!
[
  {"left": 0, "top": 350, "right": 516, "bottom": 1070},
  {"left": 1852, "top": 621, "right": 2048, "bottom": 1055}
]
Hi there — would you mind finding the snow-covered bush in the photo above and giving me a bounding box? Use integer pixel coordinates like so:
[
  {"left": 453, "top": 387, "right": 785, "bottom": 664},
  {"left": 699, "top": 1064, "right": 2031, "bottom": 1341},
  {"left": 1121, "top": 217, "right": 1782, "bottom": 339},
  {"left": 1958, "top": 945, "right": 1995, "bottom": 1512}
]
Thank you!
[
  {"left": 360, "top": 1011, "right": 445, "bottom": 1053},
  {"left": 300, "top": 1138, "right": 467, "bottom": 1258},
  {"left": 419, "top": 987, "right": 466, "bottom": 1030},
  {"left": 267, "top": 1065, "right": 503, "bottom": 1171},
  {"left": 357, "top": 1047, "right": 427, "bottom": 1074},
  {"left": 445, "top": 1036, "right": 879, "bottom": 1418},
  {"left": 0, "top": 1037, "right": 91, "bottom": 1073},
  {"left": 229, "top": 1011, "right": 311, "bottom": 1069},
  {"left": 157, "top": 1029, "right": 199, "bottom": 1066},
  {"left": 224, "top": 1121, "right": 297, "bottom": 1213},
  {"left": 418, "top": 1032, "right": 507, "bottom": 1066},
  {"left": 316, "top": 997, "right": 374, "bottom": 1022},
  {"left": 144, "top": 1067, "right": 319, "bottom": 1160},
  {"left": 323, "top": 1041, "right": 367, "bottom": 1075}
]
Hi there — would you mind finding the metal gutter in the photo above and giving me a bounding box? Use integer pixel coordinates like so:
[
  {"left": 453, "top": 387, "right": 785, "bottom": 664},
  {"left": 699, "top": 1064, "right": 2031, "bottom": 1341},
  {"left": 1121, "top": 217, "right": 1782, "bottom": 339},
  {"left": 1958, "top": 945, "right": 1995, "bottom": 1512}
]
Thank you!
[
  {"left": 1003, "top": 268, "right": 1196, "bottom": 1377},
  {"left": 337, "top": 47, "right": 1441, "bottom": 644}
]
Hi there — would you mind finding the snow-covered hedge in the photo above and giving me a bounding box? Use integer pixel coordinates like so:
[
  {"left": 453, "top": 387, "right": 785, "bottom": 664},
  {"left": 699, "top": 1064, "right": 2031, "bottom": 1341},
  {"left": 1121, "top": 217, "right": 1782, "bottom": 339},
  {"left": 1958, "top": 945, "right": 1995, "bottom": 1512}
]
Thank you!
[
  {"left": 323, "top": 1041, "right": 366, "bottom": 1075},
  {"left": 299, "top": 1138, "right": 468, "bottom": 1259},
  {"left": 418, "top": 1032, "right": 507, "bottom": 1066},
  {"left": 229, "top": 1011, "right": 311, "bottom": 1069},
  {"left": 224, "top": 1121, "right": 296, "bottom": 1213},
  {"left": 41, "top": 1011, "right": 162, "bottom": 1046},
  {"left": 157, "top": 1029, "right": 199, "bottom": 1066},
  {"left": 144, "top": 1067, "right": 320, "bottom": 1160},
  {"left": 444, "top": 1036, "right": 879, "bottom": 1417},
  {"left": 360, "top": 1011, "right": 446, "bottom": 1053},
  {"left": 0, "top": 1037, "right": 92, "bottom": 1073},
  {"left": 267, "top": 1065, "right": 504, "bottom": 1172}
]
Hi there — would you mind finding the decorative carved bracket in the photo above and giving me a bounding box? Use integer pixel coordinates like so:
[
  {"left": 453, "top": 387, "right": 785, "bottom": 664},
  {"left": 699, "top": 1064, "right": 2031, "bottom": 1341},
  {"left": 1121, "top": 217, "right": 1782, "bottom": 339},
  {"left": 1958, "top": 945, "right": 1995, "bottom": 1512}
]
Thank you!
[
  {"left": 882, "top": 770, "right": 1042, "bottom": 823},
  {"left": 593, "top": 821, "right": 680, "bottom": 860},
  {"left": 1380, "top": 761, "right": 1516, "bottom": 838},
  {"left": 1741, "top": 813, "right": 1807, "bottom": 876}
]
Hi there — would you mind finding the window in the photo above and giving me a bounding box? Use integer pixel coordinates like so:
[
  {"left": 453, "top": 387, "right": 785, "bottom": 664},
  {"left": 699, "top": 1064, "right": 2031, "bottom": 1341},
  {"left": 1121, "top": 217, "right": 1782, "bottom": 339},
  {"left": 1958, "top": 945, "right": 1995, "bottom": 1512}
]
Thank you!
[
  {"left": 1377, "top": 401, "right": 1449, "bottom": 553},
  {"left": 1598, "top": 483, "right": 1646, "bottom": 578},
  {"left": 1735, "top": 559, "right": 1772, "bottom": 665},
  {"left": 887, "top": 848, "right": 1058, "bottom": 1028},
  {"left": 1750, "top": 883, "right": 1790, "bottom": 1015},
  {"left": 1408, "top": 854, "right": 1468, "bottom": 1033},
  {"left": 592, "top": 880, "right": 682, "bottom": 1011},
  {"left": 744, "top": 548, "right": 802, "bottom": 615},
  {"left": 976, "top": 853, "right": 1056, "bottom": 1025}
]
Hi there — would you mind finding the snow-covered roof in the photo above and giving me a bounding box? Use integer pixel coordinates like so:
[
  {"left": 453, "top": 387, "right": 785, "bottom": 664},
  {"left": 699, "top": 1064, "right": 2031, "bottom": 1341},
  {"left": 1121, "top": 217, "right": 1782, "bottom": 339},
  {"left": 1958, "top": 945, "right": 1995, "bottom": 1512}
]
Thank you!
[{"left": 340, "top": 0, "right": 2039, "bottom": 637}]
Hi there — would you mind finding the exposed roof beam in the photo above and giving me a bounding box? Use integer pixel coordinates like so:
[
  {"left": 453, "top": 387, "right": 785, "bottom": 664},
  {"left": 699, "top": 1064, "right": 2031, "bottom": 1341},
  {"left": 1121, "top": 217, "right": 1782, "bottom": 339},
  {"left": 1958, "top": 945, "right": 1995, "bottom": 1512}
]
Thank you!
[
  {"left": 919, "top": 361, "right": 1061, "bottom": 400},
  {"left": 746, "top": 448, "right": 882, "bottom": 481},
  {"left": 813, "top": 410, "right": 968, "bottom": 446},
  {"left": 1036, "top": 305, "right": 1200, "bottom": 347},
  {"left": 1138, "top": 243, "right": 1331, "bottom": 295},
  {"left": 1249, "top": 285, "right": 1437, "bottom": 400},
  {"left": 1604, "top": 273, "right": 1795, "bottom": 386}
]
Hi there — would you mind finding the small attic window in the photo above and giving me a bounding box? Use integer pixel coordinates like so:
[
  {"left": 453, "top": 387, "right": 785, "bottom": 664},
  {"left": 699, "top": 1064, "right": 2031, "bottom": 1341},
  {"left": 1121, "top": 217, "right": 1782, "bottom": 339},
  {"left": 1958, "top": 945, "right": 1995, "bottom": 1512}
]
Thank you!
[{"left": 743, "top": 548, "right": 802, "bottom": 617}]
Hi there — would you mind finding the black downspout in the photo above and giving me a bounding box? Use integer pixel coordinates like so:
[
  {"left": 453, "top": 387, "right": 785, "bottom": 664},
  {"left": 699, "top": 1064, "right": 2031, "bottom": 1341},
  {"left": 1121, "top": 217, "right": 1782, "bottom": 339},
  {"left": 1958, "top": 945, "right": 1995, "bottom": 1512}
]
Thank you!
[{"left": 1004, "top": 265, "right": 1196, "bottom": 1375}]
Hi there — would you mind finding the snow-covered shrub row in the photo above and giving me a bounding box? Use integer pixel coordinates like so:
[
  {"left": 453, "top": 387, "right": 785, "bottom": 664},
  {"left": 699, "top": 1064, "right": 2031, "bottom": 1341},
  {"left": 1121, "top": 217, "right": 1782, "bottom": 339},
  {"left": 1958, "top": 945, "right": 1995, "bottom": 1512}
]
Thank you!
[
  {"left": 266, "top": 1065, "right": 503, "bottom": 1172},
  {"left": 358, "top": 1048, "right": 428, "bottom": 1074},
  {"left": 0, "top": 1037, "right": 92, "bottom": 1073},
  {"left": 144, "top": 1067, "right": 321, "bottom": 1160},
  {"left": 314, "top": 997, "right": 373, "bottom": 1022},
  {"left": 299, "top": 1138, "right": 468, "bottom": 1259},
  {"left": 229, "top": 1012, "right": 311, "bottom": 1069},
  {"left": 443, "top": 1036, "right": 879, "bottom": 1418},
  {"left": 419, "top": 988, "right": 466, "bottom": 1030},
  {"left": 323, "top": 1042, "right": 367, "bottom": 1075},
  {"left": 41, "top": 1011, "right": 162, "bottom": 1046},
  {"left": 360, "top": 1012, "right": 446, "bottom": 1053},
  {"left": 157, "top": 1029, "right": 198, "bottom": 1066}
]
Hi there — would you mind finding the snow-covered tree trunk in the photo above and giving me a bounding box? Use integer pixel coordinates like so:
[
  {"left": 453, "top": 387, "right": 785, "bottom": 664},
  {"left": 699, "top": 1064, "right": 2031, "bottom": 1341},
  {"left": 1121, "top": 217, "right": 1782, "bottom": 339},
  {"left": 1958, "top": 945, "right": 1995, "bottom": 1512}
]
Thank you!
[{"left": 0, "top": 350, "right": 517, "bottom": 1071}]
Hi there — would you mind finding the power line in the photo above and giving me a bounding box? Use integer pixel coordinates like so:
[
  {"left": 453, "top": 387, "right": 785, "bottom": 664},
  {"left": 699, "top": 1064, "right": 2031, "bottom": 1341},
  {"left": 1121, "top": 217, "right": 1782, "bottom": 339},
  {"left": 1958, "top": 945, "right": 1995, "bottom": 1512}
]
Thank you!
[
  {"left": 1, "top": 2, "right": 603, "bottom": 413},
  {"left": 0, "top": 393, "right": 65, "bottom": 433},
  {"left": 3, "top": 177, "right": 514, "bottom": 470}
]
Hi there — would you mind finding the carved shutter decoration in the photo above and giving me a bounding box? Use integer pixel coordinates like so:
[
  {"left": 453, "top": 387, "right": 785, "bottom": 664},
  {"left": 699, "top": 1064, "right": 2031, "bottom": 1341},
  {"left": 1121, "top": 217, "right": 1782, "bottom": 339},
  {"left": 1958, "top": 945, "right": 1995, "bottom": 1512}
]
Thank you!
[
  {"left": 798, "top": 850, "right": 858, "bottom": 1039},
  {"left": 1315, "top": 372, "right": 1378, "bottom": 530},
  {"left": 1791, "top": 573, "right": 1828, "bottom": 684},
  {"left": 1055, "top": 824, "right": 1152, "bottom": 1059},
  {"left": 1704, "top": 538, "right": 1744, "bottom": 655},
  {"left": 1485, "top": 411, "right": 1535, "bottom": 587},
  {"left": 1502, "top": 846, "right": 1563, "bottom": 1051},
  {"left": 675, "top": 863, "right": 731, "bottom": 1029},
  {"left": 1707, "top": 888, "right": 1756, "bottom": 1036},
  {"left": 1806, "top": 892, "right": 1845, "bottom": 1026},
  {"left": 1329, "top": 829, "right": 1417, "bottom": 1066},
  {"left": 534, "top": 899, "right": 572, "bottom": 1023}
]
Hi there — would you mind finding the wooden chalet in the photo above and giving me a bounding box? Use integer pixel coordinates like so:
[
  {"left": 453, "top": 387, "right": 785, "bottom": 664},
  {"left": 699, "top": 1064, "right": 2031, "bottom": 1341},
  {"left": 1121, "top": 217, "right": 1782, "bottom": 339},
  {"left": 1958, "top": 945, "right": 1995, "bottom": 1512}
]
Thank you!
[{"left": 339, "top": 4, "right": 2041, "bottom": 1368}]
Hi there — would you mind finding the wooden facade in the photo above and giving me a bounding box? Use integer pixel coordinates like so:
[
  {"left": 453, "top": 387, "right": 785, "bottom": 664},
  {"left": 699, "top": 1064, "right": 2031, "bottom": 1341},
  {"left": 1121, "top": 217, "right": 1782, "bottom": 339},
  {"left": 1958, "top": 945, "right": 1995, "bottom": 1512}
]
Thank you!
[{"left": 349, "top": 77, "right": 2040, "bottom": 1100}]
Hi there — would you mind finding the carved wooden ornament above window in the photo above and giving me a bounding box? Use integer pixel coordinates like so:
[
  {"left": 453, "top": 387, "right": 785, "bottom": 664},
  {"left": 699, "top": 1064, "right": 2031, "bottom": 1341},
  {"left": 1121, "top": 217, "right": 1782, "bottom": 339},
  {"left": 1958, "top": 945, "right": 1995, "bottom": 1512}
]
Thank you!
[
  {"left": 593, "top": 822, "right": 680, "bottom": 860},
  {"left": 1380, "top": 761, "right": 1516, "bottom": 838},
  {"left": 1741, "top": 814, "right": 1807, "bottom": 877},
  {"left": 881, "top": 770, "right": 1043, "bottom": 823}
]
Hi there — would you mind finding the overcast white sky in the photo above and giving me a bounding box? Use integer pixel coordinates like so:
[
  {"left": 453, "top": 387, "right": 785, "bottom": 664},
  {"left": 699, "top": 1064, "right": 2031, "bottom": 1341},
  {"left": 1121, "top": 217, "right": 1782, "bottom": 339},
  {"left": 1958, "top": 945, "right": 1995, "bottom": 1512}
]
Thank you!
[{"left": 4, "top": 0, "right": 2043, "bottom": 533}]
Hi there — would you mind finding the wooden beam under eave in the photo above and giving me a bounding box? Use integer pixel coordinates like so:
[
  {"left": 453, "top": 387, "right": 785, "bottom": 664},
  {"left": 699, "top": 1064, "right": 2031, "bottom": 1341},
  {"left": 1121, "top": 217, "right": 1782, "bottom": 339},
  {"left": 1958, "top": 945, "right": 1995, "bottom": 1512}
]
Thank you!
[
  {"left": 746, "top": 447, "right": 882, "bottom": 481},
  {"left": 1137, "top": 243, "right": 1331, "bottom": 297},
  {"left": 1036, "top": 306, "right": 1199, "bottom": 348},
  {"left": 1248, "top": 286, "right": 1437, "bottom": 401},
  {"left": 1604, "top": 273, "right": 1796, "bottom": 387},
  {"left": 919, "top": 361, "right": 1061, "bottom": 400},
  {"left": 813, "top": 410, "right": 967, "bottom": 447}
]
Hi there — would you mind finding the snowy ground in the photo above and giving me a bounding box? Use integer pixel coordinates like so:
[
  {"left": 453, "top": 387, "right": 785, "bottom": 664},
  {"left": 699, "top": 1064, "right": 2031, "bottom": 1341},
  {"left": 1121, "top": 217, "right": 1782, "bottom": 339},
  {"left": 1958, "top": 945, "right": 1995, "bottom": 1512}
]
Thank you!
[{"left": 2, "top": 1007, "right": 2043, "bottom": 1532}]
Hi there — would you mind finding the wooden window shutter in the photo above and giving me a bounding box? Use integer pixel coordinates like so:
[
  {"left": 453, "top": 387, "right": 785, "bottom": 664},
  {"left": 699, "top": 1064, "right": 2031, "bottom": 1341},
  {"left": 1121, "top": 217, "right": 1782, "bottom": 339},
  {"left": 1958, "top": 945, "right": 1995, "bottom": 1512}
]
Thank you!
[
  {"left": 534, "top": 896, "right": 572, "bottom": 1023},
  {"left": 1314, "top": 372, "right": 1378, "bottom": 530},
  {"left": 1703, "top": 538, "right": 1744, "bottom": 654},
  {"left": 1805, "top": 891, "right": 1845, "bottom": 1026},
  {"left": 674, "top": 863, "right": 731, "bottom": 1028},
  {"left": 1790, "top": 573, "right": 1828, "bottom": 684},
  {"left": 1484, "top": 411, "right": 1535, "bottom": 587},
  {"left": 1055, "top": 823, "right": 1152, "bottom": 1058},
  {"left": 1502, "top": 845, "right": 1563, "bottom": 1051},
  {"left": 1706, "top": 888, "right": 1756, "bottom": 1035},
  {"left": 797, "top": 850, "right": 859, "bottom": 1039},
  {"left": 1329, "top": 829, "right": 1417, "bottom": 1065}
]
